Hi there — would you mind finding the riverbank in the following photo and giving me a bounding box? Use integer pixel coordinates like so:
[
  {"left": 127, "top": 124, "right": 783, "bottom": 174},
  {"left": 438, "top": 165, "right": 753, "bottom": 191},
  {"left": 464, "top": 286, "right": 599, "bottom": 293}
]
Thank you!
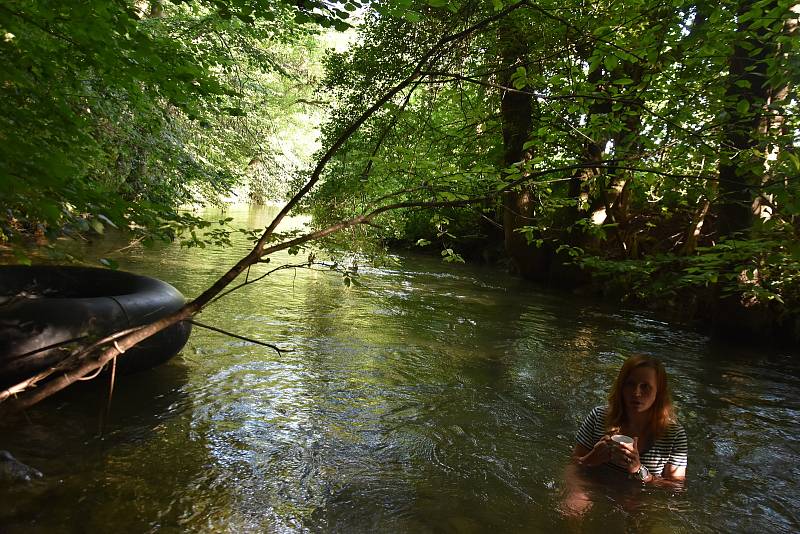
[
  {"left": 396, "top": 240, "right": 800, "bottom": 348},
  {"left": 585, "top": 279, "right": 800, "bottom": 348}
]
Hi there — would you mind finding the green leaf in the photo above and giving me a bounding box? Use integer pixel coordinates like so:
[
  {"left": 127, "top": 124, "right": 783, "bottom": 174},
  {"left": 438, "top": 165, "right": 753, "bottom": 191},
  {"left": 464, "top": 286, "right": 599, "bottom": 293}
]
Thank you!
[
  {"left": 588, "top": 55, "right": 603, "bottom": 74},
  {"left": 90, "top": 219, "right": 105, "bottom": 235},
  {"left": 511, "top": 66, "right": 527, "bottom": 90},
  {"left": 736, "top": 100, "right": 750, "bottom": 114},
  {"left": 603, "top": 55, "right": 619, "bottom": 72}
]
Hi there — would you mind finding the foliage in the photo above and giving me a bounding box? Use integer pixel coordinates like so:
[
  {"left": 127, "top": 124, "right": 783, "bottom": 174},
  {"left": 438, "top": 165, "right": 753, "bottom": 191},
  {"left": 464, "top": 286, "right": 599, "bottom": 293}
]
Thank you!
[
  {"left": 0, "top": 0, "right": 349, "bottom": 255},
  {"left": 579, "top": 226, "right": 800, "bottom": 305},
  {"left": 1, "top": 0, "right": 798, "bottom": 325},
  {"left": 307, "top": 0, "right": 800, "bottom": 317},
  {"left": 2, "top": 0, "right": 799, "bottom": 411},
  {"left": 305, "top": 1, "right": 506, "bottom": 248}
]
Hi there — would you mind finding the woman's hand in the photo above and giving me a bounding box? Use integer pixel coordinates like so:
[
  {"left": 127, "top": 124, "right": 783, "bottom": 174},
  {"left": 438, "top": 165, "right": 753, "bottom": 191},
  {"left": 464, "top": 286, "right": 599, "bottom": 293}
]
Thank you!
[
  {"left": 577, "top": 435, "right": 614, "bottom": 467},
  {"left": 612, "top": 436, "right": 643, "bottom": 475}
]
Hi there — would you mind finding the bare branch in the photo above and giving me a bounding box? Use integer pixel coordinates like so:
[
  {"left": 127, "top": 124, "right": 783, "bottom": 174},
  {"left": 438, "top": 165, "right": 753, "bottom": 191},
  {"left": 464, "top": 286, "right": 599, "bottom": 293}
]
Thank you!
[
  {"left": 0, "top": 326, "right": 144, "bottom": 404},
  {"left": 189, "top": 321, "right": 290, "bottom": 355}
]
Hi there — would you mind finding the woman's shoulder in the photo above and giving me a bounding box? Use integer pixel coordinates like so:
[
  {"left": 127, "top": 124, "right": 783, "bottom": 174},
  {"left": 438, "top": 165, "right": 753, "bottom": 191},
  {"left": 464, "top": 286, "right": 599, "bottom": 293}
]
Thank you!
[
  {"left": 587, "top": 405, "right": 609, "bottom": 419},
  {"left": 663, "top": 420, "right": 688, "bottom": 441}
]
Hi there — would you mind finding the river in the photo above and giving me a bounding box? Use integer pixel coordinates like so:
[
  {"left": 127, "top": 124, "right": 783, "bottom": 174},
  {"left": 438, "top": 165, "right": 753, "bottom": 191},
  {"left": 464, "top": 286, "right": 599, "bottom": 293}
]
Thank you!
[{"left": 1, "top": 204, "right": 798, "bottom": 533}]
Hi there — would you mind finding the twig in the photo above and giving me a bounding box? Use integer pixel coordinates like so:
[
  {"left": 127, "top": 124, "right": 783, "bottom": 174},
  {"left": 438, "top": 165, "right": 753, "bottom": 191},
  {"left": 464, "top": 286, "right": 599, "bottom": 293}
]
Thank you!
[
  {"left": 210, "top": 260, "right": 370, "bottom": 306},
  {"left": 101, "top": 355, "right": 117, "bottom": 434},
  {"left": 211, "top": 261, "right": 315, "bottom": 305},
  {"left": 3, "top": 335, "right": 88, "bottom": 362},
  {"left": 189, "top": 320, "right": 290, "bottom": 355},
  {"left": 0, "top": 326, "right": 143, "bottom": 403},
  {"left": 360, "top": 80, "right": 424, "bottom": 182},
  {"left": 113, "top": 235, "right": 147, "bottom": 253}
]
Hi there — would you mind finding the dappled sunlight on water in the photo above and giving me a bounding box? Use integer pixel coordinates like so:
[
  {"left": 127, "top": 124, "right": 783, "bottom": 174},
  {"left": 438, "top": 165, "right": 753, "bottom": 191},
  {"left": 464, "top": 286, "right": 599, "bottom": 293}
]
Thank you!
[{"left": 1, "top": 204, "right": 798, "bottom": 532}]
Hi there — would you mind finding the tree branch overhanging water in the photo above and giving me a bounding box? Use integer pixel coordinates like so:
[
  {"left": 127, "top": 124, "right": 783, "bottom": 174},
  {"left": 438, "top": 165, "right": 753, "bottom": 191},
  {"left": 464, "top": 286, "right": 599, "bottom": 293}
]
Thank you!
[{"left": 0, "top": 0, "right": 534, "bottom": 416}]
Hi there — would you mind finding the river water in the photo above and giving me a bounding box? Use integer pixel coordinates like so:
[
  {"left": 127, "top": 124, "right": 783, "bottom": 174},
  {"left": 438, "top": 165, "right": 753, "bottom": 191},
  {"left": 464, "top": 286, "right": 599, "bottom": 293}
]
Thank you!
[{"left": 1, "top": 204, "right": 798, "bottom": 533}]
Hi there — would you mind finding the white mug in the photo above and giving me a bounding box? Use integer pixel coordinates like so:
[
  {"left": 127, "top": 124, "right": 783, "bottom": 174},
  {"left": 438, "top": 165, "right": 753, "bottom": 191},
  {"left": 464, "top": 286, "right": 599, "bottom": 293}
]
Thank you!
[{"left": 611, "top": 434, "right": 634, "bottom": 447}]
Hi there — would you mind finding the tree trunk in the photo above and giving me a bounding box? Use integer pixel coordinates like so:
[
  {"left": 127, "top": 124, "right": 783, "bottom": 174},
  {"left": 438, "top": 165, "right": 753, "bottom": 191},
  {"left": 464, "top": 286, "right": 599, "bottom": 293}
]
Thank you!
[
  {"left": 497, "top": 19, "right": 539, "bottom": 277},
  {"left": 683, "top": 198, "right": 711, "bottom": 255},
  {"left": 716, "top": 0, "right": 778, "bottom": 236},
  {"left": 752, "top": 2, "right": 798, "bottom": 222},
  {"left": 561, "top": 66, "right": 606, "bottom": 228}
]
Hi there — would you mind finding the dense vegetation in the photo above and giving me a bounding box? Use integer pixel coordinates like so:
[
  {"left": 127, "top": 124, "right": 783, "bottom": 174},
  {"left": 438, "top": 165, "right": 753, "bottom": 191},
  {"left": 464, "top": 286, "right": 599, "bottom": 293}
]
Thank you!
[
  {"left": 1, "top": 0, "right": 799, "bottom": 341},
  {"left": 0, "top": 0, "right": 343, "bottom": 254},
  {"left": 308, "top": 0, "right": 800, "bottom": 340}
]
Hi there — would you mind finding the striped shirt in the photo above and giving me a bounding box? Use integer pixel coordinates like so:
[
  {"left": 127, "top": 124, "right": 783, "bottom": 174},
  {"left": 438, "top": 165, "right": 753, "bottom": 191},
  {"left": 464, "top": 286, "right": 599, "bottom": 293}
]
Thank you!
[{"left": 576, "top": 405, "right": 688, "bottom": 475}]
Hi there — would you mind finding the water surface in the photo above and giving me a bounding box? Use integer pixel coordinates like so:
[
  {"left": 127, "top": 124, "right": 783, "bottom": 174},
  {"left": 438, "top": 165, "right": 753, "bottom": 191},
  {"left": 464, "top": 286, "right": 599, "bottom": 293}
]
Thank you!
[{"left": 1, "top": 205, "right": 798, "bottom": 533}]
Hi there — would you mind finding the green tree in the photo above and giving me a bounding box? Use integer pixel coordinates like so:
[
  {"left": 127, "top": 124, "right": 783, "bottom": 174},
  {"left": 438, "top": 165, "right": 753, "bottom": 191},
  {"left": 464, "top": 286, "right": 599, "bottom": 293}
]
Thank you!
[
  {"left": 307, "top": 0, "right": 799, "bottom": 325},
  {"left": 0, "top": 0, "right": 360, "bottom": 255}
]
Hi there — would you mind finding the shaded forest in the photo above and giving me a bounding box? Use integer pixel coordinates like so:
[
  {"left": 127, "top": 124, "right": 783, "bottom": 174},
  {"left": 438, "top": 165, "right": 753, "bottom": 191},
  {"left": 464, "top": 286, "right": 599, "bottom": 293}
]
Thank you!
[{"left": 1, "top": 0, "right": 799, "bottom": 344}]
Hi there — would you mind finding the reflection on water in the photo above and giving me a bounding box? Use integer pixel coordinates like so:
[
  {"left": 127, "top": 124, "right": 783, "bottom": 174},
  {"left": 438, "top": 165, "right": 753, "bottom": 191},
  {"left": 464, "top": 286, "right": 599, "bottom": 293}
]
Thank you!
[{"left": 1, "top": 204, "right": 798, "bottom": 532}]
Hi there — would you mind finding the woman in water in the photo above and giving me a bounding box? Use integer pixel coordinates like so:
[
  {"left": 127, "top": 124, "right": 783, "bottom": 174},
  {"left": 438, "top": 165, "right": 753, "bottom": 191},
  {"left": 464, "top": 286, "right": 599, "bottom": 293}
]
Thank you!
[{"left": 573, "top": 355, "right": 688, "bottom": 483}]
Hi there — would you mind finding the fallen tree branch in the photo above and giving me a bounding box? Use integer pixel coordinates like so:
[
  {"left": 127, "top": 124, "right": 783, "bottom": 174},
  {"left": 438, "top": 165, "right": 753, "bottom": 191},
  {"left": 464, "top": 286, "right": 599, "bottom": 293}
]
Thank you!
[
  {"left": 0, "top": 2, "right": 531, "bottom": 416},
  {"left": 0, "top": 155, "right": 729, "bottom": 412}
]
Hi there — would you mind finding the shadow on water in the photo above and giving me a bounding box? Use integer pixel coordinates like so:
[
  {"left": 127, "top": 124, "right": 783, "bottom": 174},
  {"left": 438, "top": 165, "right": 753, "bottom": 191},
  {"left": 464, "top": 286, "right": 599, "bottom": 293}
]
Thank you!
[
  {"left": 0, "top": 361, "right": 206, "bottom": 532},
  {"left": 671, "top": 341, "right": 800, "bottom": 533}
]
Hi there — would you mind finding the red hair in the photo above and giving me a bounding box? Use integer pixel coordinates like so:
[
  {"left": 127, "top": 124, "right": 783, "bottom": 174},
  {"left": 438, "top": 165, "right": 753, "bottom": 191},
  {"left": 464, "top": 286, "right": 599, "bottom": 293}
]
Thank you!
[{"left": 606, "top": 355, "right": 675, "bottom": 439}]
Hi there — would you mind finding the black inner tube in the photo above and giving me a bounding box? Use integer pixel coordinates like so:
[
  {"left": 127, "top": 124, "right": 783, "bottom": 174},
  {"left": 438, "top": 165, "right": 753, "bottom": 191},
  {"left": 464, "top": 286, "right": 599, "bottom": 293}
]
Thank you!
[{"left": 0, "top": 265, "right": 192, "bottom": 388}]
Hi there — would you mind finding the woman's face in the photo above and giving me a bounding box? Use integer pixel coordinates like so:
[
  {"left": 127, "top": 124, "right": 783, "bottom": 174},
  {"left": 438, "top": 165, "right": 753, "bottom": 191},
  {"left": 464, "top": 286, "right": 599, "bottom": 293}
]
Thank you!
[{"left": 623, "top": 365, "right": 658, "bottom": 415}]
